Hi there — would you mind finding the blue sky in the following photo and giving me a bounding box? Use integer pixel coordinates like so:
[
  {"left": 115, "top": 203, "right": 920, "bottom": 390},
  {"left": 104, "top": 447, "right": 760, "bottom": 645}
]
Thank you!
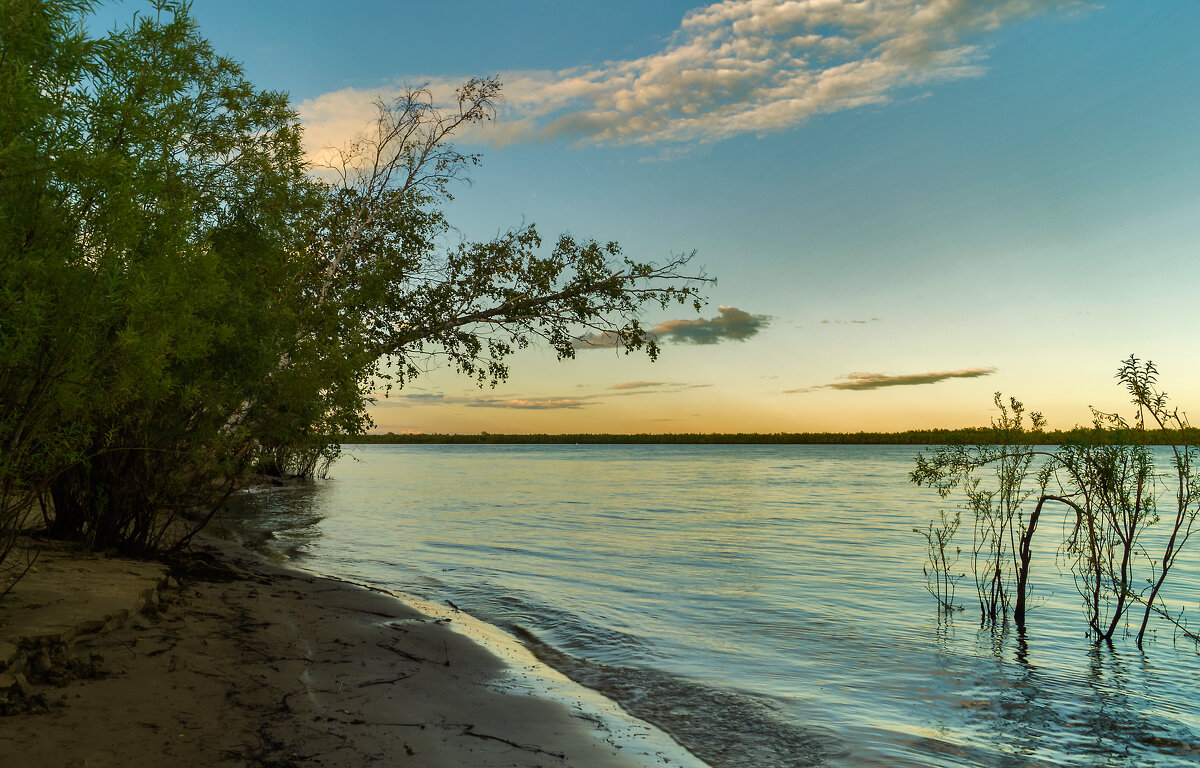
[{"left": 106, "top": 1, "right": 1200, "bottom": 432}]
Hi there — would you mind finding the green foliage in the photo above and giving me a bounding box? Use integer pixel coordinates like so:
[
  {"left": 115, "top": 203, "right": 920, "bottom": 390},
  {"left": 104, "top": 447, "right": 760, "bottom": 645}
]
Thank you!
[
  {"left": 306, "top": 82, "right": 706, "bottom": 398},
  {"left": 1110, "top": 357, "right": 1200, "bottom": 645},
  {"left": 0, "top": 1, "right": 709, "bottom": 563},
  {"left": 1054, "top": 431, "right": 1156, "bottom": 638},
  {"left": 911, "top": 395, "right": 1050, "bottom": 621},
  {"left": 911, "top": 357, "right": 1200, "bottom": 648},
  {"left": 914, "top": 509, "right": 963, "bottom": 611},
  {"left": 1, "top": 0, "right": 109, "bottom": 569},
  {"left": 12, "top": 0, "right": 324, "bottom": 553}
]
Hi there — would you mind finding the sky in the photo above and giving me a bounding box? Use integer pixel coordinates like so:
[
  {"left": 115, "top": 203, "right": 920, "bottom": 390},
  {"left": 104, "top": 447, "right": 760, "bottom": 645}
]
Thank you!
[{"left": 102, "top": 1, "right": 1200, "bottom": 433}]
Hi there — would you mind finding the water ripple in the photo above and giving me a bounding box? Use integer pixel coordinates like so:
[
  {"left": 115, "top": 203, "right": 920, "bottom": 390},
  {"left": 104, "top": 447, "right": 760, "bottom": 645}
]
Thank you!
[{"left": 224, "top": 444, "right": 1200, "bottom": 768}]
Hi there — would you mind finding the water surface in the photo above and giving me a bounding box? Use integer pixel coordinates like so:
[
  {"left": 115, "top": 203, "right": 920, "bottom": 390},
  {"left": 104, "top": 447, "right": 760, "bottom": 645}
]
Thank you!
[{"left": 224, "top": 444, "right": 1200, "bottom": 768}]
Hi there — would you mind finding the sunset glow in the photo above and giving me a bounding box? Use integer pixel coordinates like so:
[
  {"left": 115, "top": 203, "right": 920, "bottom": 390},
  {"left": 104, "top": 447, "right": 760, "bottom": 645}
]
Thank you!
[{"left": 160, "top": 1, "right": 1200, "bottom": 433}]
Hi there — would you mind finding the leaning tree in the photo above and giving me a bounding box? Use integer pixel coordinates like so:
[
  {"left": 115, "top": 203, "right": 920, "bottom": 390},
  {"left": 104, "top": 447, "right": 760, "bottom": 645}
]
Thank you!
[{"left": 0, "top": 0, "right": 710, "bottom": 557}]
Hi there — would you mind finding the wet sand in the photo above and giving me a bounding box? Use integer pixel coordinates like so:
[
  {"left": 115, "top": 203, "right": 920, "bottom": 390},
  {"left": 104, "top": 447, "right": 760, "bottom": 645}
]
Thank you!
[{"left": 0, "top": 536, "right": 693, "bottom": 767}]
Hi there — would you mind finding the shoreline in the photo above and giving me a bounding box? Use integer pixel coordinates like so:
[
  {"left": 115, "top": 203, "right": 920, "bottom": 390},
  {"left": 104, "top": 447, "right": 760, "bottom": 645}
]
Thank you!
[{"left": 0, "top": 534, "right": 707, "bottom": 768}]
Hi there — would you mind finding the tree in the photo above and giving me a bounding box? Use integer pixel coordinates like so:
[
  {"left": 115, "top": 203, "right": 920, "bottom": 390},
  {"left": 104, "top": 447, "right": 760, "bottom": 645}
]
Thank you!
[
  {"left": 1, "top": 0, "right": 112, "bottom": 573},
  {"left": 311, "top": 79, "right": 703, "bottom": 376},
  {"left": 242, "top": 77, "right": 708, "bottom": 474},
  {"left": 0, "top": 0, "right": 709, "bottom": 561},
  {"left": 19, "top": 0, "right": 320, "bottom": 552}
]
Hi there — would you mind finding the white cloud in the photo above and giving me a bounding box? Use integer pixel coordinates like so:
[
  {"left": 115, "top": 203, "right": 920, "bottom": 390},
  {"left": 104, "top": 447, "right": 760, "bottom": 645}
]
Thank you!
[
  {"left": 298, "top": 0, "right": 1088, "bottom": 156},
  {"left": 298, "top": 88, "right": 383, "bottom": 166}
]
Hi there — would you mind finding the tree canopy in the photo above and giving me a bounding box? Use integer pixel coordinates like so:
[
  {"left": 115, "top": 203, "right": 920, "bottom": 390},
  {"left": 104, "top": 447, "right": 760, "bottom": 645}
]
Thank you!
[{"left": 0, "top": 0, "right": 708, "bottom": 562}]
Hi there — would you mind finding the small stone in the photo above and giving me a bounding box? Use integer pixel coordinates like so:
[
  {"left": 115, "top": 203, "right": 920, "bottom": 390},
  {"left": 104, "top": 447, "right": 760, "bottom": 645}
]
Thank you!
[
  {"left": 32, "top": 649, "right": 54, "bottom": 676},
  {"left": 0, "top": 640, "right": 18, "bottom": 669}
]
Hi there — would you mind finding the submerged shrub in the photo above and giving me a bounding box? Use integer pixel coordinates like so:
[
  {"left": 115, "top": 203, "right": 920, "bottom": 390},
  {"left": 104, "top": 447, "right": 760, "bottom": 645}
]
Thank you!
[{"left": 912, "top": 357, "right": 1200, "bottom": 648}]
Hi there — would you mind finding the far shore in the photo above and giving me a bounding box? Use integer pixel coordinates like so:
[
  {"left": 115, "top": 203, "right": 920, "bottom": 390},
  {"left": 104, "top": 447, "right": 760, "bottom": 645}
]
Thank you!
[{"left": 340, "top": 427, "right": 1200, "bottom": 445}]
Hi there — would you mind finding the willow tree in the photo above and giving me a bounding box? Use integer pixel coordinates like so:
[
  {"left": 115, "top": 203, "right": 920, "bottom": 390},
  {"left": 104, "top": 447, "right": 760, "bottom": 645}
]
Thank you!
[
  {"left": 0, "top": 0, "right": 320, "bottom": 552},
  {"left": 0, "top": 0, "right": 105, "bottom": 581},
  {"left": 0, "top": 0, "right": 707, "bottom": 556}
]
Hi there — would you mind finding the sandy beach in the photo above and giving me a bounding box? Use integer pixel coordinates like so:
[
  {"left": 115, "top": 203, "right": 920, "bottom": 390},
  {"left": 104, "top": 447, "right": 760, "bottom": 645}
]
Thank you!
[{"left": 0, "top": 534, "right": 696, "bottom": 768}]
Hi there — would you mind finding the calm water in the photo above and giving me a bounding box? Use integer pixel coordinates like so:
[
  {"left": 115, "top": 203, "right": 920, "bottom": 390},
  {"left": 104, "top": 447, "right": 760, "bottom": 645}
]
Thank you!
[{"left": 223, "top": 444, "right": 1200, "bottom": 768}]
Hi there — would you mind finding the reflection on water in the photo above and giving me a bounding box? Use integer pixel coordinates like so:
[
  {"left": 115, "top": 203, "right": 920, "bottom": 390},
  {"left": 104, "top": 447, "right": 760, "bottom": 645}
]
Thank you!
[
  {"left": 222, "top": 445, "right": 1200, "bottom": 768},
  {"left": 217, "top": 485, "right": 326, "bottom": 560}
]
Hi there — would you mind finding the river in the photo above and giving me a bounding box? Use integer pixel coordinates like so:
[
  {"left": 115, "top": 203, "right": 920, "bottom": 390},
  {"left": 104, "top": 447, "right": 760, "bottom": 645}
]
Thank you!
[{"left": 223, "top": 444, "right": 1200, "bottom": 767}]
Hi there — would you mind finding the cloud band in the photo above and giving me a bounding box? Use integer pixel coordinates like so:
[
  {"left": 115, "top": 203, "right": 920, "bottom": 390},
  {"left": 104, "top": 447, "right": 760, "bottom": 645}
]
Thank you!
[
  {"left": 789, "top": 366, "right": 998, "bottom": 393},
  {"left": 299, "top": 1, "right": 1087, "bottom": 154}
]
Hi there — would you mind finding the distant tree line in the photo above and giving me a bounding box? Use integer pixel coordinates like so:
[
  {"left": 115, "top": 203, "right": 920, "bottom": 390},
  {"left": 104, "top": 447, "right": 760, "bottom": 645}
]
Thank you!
[
  {"left": 343, "top": 428, "right": 1200, "bottom": 446},
  {"left": 0, "top": 0, "right": 704, "bottom": 579}
]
